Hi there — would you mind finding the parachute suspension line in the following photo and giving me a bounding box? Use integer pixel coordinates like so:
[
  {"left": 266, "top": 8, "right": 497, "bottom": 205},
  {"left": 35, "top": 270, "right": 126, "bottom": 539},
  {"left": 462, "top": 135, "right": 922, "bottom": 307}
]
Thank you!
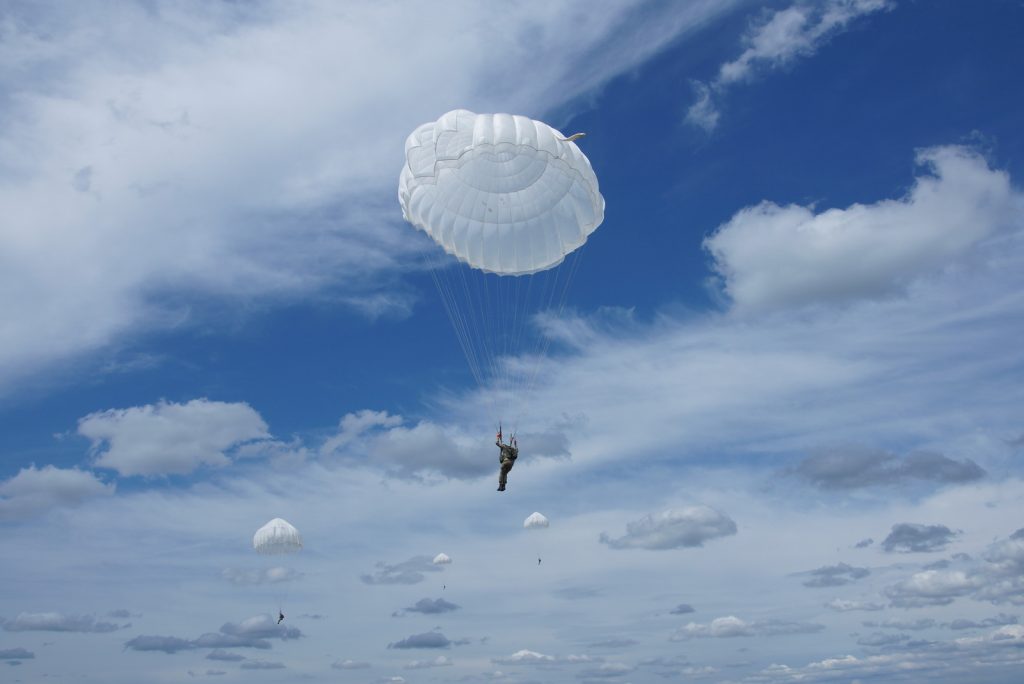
[
  {"left": 428, "top": 254, "right": 502, "bottom": 422},
  {"left": 517, "top": 247, "right": 586, "bottom": 429}
]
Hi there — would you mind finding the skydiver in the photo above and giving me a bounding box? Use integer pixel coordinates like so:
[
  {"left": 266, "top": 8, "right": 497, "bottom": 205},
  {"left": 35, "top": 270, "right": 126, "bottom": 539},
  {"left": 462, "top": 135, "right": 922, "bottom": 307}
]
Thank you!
[
  {"left": 495, "top": 427, "right": 518, "bottom": 492},
  {"left": 277, "top": 611, "right": 285, "bottom": 625},
  {"left": 538, "top": 557, "right": 542, "bottom": 565}
]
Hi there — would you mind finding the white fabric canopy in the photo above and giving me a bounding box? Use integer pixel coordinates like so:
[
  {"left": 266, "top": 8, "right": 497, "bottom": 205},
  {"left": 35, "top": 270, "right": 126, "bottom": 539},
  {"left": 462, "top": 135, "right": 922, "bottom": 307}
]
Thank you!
[
  {"left": 399, "top": 110, "right": 604, "bottom": 275},
  {"left": 253, "top": 517, "right": 303, "bottom": 555}
]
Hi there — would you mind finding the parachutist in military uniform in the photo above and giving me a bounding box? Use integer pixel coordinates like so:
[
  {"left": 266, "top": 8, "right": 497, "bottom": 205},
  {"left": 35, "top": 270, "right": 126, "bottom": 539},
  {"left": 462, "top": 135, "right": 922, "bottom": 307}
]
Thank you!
[{"left": 496, "top": 429, "right": 518, "bottom": 492}]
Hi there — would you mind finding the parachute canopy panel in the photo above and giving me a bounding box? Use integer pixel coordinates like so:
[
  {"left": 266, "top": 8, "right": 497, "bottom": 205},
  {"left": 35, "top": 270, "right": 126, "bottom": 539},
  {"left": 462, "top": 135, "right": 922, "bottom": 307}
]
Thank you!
[
  {"left": 398, "top": 110, "right": 605, "bottom": 276},
  {"left": 253, "top": 518, "right": 303, "bottom": 555},
  {"left": 432, "top": 552, "right": 452, "bottom": 565},
  {"left": 524, "top": 512, "right": 550, "bottom": 529}
]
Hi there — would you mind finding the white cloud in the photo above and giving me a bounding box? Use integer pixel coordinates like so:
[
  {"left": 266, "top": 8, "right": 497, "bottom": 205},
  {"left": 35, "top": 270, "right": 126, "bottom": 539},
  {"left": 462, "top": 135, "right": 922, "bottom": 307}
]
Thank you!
[
  {"left": 0, "top": 0, "right": 737, "bottom": 394},
  {"left": 686, "top": 0, "right": 891, "bottom": 130},
  {"left": 674, "top": 615, "right": 754, "bottom": 639},
  {"left": 884, "top": 570, "right": 977, "bottom": 608},
  {"left": 332, "top": 659, "right": 371, "bottom": 670},
  {"left": 824, "top": 598, "right": 884, "bottom": 612},
  {"left": 0, "top": 465, "right": 113, "bottom": 521},
  {"left": 684, "top": 80, "right": 719, "bottom": 132},
  {"left": 705, "top": 146, "right": 1024, "bottom": 312},
  {"left": 403, "top": 655, "right": 453, "bottom": 669},
  {"left": 493, "top": 649, "right": 557, "bottom": 664},
  {"left": 719, "top": 0, "right": 889, "bottom": 85},
  {"left": 672, "top": 616, "right": 824, "bottom": 640},
  {"left": 3, "top": 612, "right": 120, "bottom": 633},
  {"left": 79, "top": 398, "right": 269, "bottom": 476},
  {"left": 599, "top": 506, "right": 737, "bottom": 550}
]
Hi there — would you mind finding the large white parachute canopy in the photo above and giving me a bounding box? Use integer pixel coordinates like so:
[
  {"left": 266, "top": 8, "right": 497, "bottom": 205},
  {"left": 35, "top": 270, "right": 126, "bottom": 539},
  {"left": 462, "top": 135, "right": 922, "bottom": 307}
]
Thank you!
[
  {"left": 432, "top": 552, "right": 452, "bottom": 565},
  {"left": 398, "top": 111, "right": 605, "bottom": 422},
  {"left": 523, "top": 512, "right": 550, "bottom": 529},
  {"left": 399, "top": 110, "right": 604, "bottom": 276},
  {"left": 253, "top": 518, "right": 303, "bottom": 555}
]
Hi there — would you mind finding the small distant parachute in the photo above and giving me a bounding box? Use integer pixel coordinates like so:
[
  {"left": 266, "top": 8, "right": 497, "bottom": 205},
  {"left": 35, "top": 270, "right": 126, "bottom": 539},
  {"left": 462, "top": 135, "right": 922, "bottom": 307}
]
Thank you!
[
  {"left": 523, "top": 512, "right": 549, "bottom": 529},
  {"left": 253, "top": 518, "right": 303, "bottom": 555},
  {"left": 433, "top": 553, "right": 452, "bottom": 565}
]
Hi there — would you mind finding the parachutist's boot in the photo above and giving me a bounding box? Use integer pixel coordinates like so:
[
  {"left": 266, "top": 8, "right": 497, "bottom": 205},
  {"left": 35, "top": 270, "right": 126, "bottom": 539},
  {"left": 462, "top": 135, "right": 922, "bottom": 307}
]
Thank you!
[{"left": 497, "top": 483, "right": 505, "bottom": 491}]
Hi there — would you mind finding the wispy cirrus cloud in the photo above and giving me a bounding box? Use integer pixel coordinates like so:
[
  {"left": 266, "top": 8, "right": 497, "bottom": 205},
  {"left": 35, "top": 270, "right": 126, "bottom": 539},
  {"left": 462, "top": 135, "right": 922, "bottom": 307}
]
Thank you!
[
  {"left": 686, "top": 0, "right": 891, "bottom": 131},
  {"left": 0, "top": 0, "right": 739, "bottom": 395}
]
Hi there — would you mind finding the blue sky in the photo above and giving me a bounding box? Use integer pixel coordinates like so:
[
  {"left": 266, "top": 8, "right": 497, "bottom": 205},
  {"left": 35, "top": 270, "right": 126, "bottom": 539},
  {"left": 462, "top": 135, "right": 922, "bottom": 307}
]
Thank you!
[{"left": 2, "top": 1, "right": 1024, "bottom": 682}]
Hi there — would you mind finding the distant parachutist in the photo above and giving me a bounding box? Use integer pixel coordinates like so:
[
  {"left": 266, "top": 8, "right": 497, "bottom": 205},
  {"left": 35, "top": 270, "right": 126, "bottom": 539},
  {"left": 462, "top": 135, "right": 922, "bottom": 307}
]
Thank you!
[
  {"left": 277, "top": 611, "right": 285, "bottom": 625},
  {"left": 538, "top": 557, "right": 542, "bottom": 565}
]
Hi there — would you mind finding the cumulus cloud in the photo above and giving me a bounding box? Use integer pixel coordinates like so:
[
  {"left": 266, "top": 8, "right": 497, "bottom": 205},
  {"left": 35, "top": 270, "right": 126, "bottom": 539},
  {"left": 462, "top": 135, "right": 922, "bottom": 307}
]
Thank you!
[
  {"left": 388, "top": 631, "right": 453, "bottom": 649},
  {"left": 882, "top": 523, "right": 957, "bottom": 553},
  {"left": 801, "top": 562, "right": 870, "bottom": 588},
  {"left": 946, "top": 614, "right": 1018, "bottom": 630},
  {"left": 79, "top": 399, "right": 270, "bottom": 476},
  {"left": 792, "top": 447, "right": 985, "bottom": 490},
  {"left": 855, "top": 538, "right": 875, "bottom": 548},
  {"left": 323, "top": 412, "right": 518, "bottom": 480},
  {"left": 124, "top": 614, "right": 300, "bottom": 653},
  {"left": 362, "top": 556, "right": 442, "bottom": 585},
  {"left": 670, "top": 603, "right": 696, "bottom": 615},
  {"left": 0, "top": 465, "right": 114, "bottom": 521},
  {"left": 672, "top": 616, "right": 753, "bottom": 639},
  {"left": 972, "top": 531, "right": 1024, "bottom": 604},
  {"left": 205, "top": 650, "right": 245, "bottom": 662},
  {"left": 393, "top": 598, "right": 459, "bottom": 617},
  {"left": 332, "top": 659, "right": 371, "bottom": 669},
  {"left": 705, "top": 146, "right": 1024, "bottom": 312},
  {"left": 824, "top": 599, "right": 884, "bottom": 612},
  {"left": 218, "top": 615, "right": 301, "bottom": 641},
  {"left": 884, "top": 570, "right": 977, "bottom": 608},
  {"left": 493, "top": 649, "right": 556, "bottom": 664},
  {"left": 2, "top": 612, "right": 120, "bottom": 633},
  {"left": 599, "top": 506, "right": 737, "bottom": 550},
  {"left": 0, "top": 649, "right": 34, "bottom": 660},
  {"left": 123, "top": 635, "right": 196, "bottom": 654},
  {"left": 686, "top": 0, "right": 891, "bottom": 130},
  {"left": 672, "top": 616, "right": 824, "bottom": 640},
  {"left": 403, "top": 655, "right": 453, "bottom": 669}
]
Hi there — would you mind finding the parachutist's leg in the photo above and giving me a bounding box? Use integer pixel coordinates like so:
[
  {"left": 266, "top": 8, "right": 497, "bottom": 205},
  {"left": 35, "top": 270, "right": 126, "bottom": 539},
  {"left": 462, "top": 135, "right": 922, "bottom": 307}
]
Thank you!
[{"left": 498, "top": 459, "right": 512, "bottom": 491}]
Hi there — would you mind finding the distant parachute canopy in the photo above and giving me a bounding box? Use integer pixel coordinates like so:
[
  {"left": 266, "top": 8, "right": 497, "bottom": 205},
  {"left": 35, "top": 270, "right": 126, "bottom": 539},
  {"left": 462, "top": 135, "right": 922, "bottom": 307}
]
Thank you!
[
  {"left": 253, "top": 518, "right": 303, "bottom": 555},
  {"left": 398, "top": 109, "right": 604, "bottom": 276},
  {"left": 432, "top": 553, "right": 452, "bottom": 565},
  {"left": 523, "top": 512, "right": 550, "bottom": 529}
]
